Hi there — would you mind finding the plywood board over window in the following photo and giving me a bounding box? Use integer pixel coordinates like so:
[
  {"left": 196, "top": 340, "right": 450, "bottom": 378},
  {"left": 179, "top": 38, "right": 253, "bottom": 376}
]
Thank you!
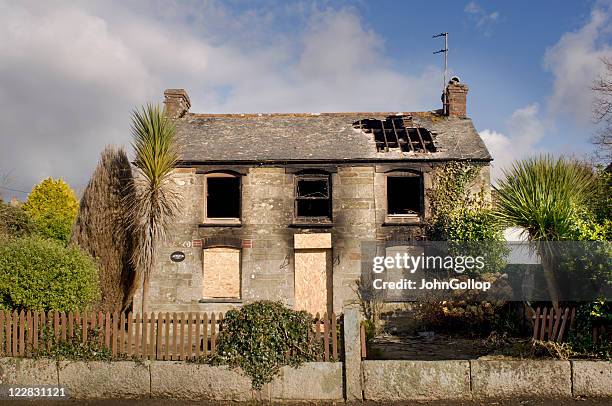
[
  {"left": 293, "top": 233, "right": 333, "bottom": 316},
  {"left": 202, "top": 247, "right": 241, "bottom": 299}
]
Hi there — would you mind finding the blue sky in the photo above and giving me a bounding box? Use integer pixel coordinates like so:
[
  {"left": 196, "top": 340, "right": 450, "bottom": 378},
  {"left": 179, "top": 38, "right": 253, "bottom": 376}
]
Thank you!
[{"left": 0, "top": 0, "right": 611, "bottom": 198}]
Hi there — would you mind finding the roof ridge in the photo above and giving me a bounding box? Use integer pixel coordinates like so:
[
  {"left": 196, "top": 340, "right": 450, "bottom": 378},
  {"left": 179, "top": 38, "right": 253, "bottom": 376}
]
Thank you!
[{"left": 184, "top": 111, "right": 445, "bottom": 118}]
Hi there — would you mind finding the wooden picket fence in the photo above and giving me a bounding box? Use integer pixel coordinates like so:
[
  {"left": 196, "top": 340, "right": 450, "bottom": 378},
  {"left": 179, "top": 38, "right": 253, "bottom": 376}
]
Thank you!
[
  {"left": 531, "top": 306, "right": 576, "bottom": 342},
  {"left": 0, "top": 310, "right": 339, "bottom": 361}
]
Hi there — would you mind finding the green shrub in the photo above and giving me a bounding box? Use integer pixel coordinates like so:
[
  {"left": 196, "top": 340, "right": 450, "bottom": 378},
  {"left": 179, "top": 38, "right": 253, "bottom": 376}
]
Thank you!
[
  {"left": 23, "top": 177, "right": 78, "bottom": 243},
  {"left": 567, "top": 300, "right": 612, "bottom": 360},
  {"left": 0, "top": 236, "right": 100, "bottom": 311},
  {"left": 0, "top": 202, "right": 37, "bottom": 238},
  {"left": 199, "top": 301, "right": 324, "bottom": 390}
]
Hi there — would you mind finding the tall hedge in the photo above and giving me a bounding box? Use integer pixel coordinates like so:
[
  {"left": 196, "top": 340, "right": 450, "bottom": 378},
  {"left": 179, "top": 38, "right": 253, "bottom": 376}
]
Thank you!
[
  {"left": 23, "top": 177, "right": 78, "bottom": 243},
  {"left": 0, "top": 236, "right": 100, "bottom": 311},
  {"left": 70, "top": 146, "right": 135, "bottom": 312}
]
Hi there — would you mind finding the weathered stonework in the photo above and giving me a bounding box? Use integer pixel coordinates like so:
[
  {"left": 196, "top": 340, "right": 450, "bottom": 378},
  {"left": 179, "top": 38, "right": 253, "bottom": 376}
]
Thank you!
[
  {"left": 150, "top": 362, "right": 253, "bottom": 400},
  {"left": 362, "top": 360, "right": 471, "bottom": 401},
  {"left": 0, "top": 358, "right": 58, "bottom": 385},
  {"left": 572, "top": 360, "right": 612, "bottom": 398},
  {"left": 135, "top": 86, "right": 492, "bottom": 315},
  {"left": 136, "top": 160, "right": 491, "bottom": 315},
  {"left": 58, "top": 361, "right": 150, "bottom": 399},
  {"left": 470, "top": 360, "right": 572, "bottom": 399}
]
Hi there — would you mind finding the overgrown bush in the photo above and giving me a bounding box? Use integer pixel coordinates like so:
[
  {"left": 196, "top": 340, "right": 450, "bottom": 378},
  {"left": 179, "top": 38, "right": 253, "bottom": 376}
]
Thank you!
[
  {"left": 0, "top": 202, "right": 37, "bottom": 238},
  {"left": 23, "top": 177, "right": 78, "bottom": 243},
  {"left": 197, "top": 301, "right": 324, "bottom": 390},
  {"left": 0, "top": 236, "right": 100, "bottom": 311},
  {"left": 410, "top": 273, "right": 516, "bottom": 335},
  {"left": 566, "top": 300, "right": 612, "bottom": 360},
  {"left": 427, "top": 162, "right": 507, "bottom": 274},
  {"left": 418, "top": 162, "right": 511, "bottom": 335}
]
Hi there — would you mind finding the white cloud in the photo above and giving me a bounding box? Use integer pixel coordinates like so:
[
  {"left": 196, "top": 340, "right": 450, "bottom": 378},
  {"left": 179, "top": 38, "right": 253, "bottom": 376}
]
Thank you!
[
  {"left": 480, "top": 103, "right": 547, "bottom": 182},
  {"left": 482, "top": 4, "right": 612, "bottom": 182},
  {"left": 544, "top": 6, "right": 612, "bottom": 123},
  {"left": 0, "top": 1, "right": 442, "bottom": 199},
  {"left": 464, "top": 1, "right": 500, "bottom": 36}
]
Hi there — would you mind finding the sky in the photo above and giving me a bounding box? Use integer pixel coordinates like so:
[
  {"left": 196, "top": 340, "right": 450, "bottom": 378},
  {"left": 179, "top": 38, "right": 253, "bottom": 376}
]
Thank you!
[{"left": 0, "top": 0, "right": 611, "bottom": 199}]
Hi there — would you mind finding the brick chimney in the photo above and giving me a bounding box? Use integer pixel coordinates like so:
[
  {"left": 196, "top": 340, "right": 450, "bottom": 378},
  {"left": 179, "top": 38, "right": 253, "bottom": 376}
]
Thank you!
[
  {"left": 163, "top": 89, "right": 191, "bottom": 119},
  {"left": 444, "top": 77, "right": 468, "bottom": 118}
]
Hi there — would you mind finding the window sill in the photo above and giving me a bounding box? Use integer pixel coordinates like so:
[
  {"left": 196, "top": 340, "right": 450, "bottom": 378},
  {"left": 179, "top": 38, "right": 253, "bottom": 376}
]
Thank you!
[
  {"left": 199, "top": 221, "right": 242, "bottom": 228},
  {"left": 198, "top": 298, "right": 242, "bottom": 304},
  {"left": 383, "top": 215, "right": 424, "bottom": 226},
  {"left": 290, "top": 221, "right": 334, "bottom": 228}
]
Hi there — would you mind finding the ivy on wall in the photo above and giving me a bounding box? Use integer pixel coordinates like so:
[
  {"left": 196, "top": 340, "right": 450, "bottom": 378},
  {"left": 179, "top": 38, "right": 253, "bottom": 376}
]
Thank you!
[{"left": 197, "top": 301, "right": 324, "bottom": 390}]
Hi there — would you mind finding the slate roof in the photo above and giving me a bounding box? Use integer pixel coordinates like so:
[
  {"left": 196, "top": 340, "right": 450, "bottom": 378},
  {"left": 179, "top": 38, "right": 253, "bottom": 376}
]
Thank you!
[{"left": 174, "top": 111, "right": 492, "bottom": 163}]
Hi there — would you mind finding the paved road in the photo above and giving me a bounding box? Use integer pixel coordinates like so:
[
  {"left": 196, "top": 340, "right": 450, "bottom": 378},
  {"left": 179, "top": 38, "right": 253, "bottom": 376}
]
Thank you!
[{"left": 4, "top": 399, "right": 611, "bottom": 405}]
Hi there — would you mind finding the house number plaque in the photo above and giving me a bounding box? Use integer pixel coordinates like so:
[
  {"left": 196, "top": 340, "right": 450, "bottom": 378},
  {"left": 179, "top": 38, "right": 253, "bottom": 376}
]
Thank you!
[{"left": 170, "top": 251, "right": 186, "bottom": 262}]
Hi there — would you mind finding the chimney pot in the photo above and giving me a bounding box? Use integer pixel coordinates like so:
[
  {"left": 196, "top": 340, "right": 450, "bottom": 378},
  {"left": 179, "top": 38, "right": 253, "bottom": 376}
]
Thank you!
[
  {"left": 163, "top": 89, "right": 191, "bottom": 119},
  {"left": 444, "top": 80, "right": 468, "bottom": 118}
]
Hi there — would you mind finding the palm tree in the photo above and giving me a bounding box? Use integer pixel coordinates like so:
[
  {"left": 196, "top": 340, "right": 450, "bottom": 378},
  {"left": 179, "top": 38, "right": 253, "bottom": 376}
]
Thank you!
[
  {"left": 126, "top": 104, "right": 180, "bottom": 313},
  {"left": 494, "top": 155, "right": 596, "bottom": 308}
]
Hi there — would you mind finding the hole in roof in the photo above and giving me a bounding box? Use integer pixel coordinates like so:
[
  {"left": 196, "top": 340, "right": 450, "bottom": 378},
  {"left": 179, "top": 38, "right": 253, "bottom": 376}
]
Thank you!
[{"left": 353, "top": 116, "right": 436, "bottom": 153}]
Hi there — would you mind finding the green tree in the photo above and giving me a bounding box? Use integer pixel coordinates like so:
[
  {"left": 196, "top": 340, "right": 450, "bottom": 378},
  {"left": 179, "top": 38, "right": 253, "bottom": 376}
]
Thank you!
[
  {"left": 126, "top": 105, "right": 180, "bottom": 313},
  {"left": 70, "top": 146, "right": 135, "bottom": 312},
  {"left": 23, "top": 177, "right": 79, "bottom": 243},
  {"left": 0, "top": 236, "right": 100, "bottom": 311},
  {"left": 493, "top": 155, "right": 597, "bottom": 308}
]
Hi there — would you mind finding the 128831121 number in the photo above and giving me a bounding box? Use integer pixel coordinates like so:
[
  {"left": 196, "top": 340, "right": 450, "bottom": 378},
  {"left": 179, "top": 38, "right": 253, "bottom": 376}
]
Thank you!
[{"left": 5, "top": 386, "right": 67, "bottom": 397}]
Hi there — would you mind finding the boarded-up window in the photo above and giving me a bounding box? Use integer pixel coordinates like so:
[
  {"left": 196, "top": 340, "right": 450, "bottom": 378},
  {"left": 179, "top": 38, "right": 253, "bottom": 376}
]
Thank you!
[{"left": 202, "top": 247, "right": 241, "bottom": 299}]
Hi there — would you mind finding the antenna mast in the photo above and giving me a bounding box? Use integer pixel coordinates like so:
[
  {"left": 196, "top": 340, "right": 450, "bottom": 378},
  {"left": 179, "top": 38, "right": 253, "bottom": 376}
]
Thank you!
[{"left": 433, "top": 32, "right": 448, "bottom": 111}]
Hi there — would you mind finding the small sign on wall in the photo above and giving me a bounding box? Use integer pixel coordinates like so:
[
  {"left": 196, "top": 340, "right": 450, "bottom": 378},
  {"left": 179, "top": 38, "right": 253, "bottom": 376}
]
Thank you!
[{"left": 170, "top": 251, "right": 186, "bottom": 262}]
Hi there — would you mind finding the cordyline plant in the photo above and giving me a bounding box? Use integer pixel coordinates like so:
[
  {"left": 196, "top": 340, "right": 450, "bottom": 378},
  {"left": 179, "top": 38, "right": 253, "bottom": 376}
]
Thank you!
[
  {"left": 126, "top": 104, "right": 181, "bottom": 314},
  {"left": 493, "top": 155, "right": 596, "bottom": 308}
]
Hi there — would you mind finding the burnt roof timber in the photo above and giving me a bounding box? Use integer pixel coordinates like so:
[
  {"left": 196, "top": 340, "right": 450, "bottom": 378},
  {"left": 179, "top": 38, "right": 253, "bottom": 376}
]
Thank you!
[
  {"left": 380, "top": 121, "right": 389, "bottom": 151},
  {"left": 415, "top": 127, "right": 427, "bottom": 153}
]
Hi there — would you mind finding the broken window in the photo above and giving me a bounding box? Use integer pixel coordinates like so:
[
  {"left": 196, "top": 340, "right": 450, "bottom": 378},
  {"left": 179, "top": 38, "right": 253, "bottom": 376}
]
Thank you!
[
  {"left": 353, "top": 116, "right": 436, "bottom": 153},
  {"left": 295, "top": 174, "right": 332, "bottom": 221},
  {"left": 205, "top": 173, "right": 241, "bottom": 221},
  {"left": 387, "top": 174, "right": 422, "bottom": 216},
  {"left": 202, "top": 247, "right": 241, "bottom": 299}
]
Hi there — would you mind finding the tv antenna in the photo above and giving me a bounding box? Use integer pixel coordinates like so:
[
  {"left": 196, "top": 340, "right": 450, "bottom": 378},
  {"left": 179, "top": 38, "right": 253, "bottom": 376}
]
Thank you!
[{"left": 433, "top": 32, "right": 448, "bottom": 93}]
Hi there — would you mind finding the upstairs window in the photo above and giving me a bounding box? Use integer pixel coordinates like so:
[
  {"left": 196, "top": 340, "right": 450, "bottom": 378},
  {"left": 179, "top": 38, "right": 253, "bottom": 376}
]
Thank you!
[
  {"left": 295, "top": 173, "right": 332, "bottom": 222},
  {"left": 204, "top": 173, "right": 241, "bottom": 223},
  {"left": 386, "top": 172, "right": 423, "bottom": 220}
]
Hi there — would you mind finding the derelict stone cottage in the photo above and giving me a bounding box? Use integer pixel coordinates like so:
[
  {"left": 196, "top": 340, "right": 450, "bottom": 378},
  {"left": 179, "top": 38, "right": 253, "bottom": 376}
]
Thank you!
[{"left": 132, "top": 78, "right": 492, "bottom": 316}]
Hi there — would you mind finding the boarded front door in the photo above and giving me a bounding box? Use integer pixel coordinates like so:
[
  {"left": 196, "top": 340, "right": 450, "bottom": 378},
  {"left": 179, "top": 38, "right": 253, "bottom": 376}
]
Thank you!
[{"left": 294, "top": 233, "right": 332, "bottom": 316}]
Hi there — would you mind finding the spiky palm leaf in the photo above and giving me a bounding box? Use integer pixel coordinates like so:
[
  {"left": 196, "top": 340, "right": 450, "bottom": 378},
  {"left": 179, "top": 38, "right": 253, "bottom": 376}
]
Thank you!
[
  {"left": 126, "top": 104, "right": 180, "bottom": 313},
  {"left": 493, "top": 155, "right": 596, "bottom": 307},
  {"left": 494, "top": 155, "right": 595, "bottom": 241}
]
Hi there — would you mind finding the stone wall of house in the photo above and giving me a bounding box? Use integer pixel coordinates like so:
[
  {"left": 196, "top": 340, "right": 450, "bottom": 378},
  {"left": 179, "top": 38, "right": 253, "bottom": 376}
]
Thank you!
[
  {"left": 137, "top": 163, "right": 490, "bottom": 315},
  {"left": 331, "top": 167, "right": 376, "bottom": 313}
]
